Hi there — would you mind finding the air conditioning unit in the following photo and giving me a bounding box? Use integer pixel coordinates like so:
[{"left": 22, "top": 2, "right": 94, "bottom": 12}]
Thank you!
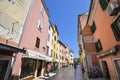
[{"left": 108, "top": 2, "right": 120, "bottom": 16}]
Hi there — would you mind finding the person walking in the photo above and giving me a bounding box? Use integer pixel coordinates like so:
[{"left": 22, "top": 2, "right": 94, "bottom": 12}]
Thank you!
[{"left": 46, "top": 63, "right": 51, "bottom": 77}]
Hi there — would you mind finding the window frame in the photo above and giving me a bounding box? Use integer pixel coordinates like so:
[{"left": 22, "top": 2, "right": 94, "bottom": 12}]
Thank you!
[
  {"left": 95, "top": 39, "right": 103, "bottom": 52},
  {"left": 40, "top": 7, "right": 45, "bottom": 16},
  {"left": 35, "top": 37, "right": 40, "bottom": 48},
  {"left": 38, "top": 19, "right": 43, "bottom": 31},
  {"left": 111, "top": 15, "right": 120, "bottom": 41}
]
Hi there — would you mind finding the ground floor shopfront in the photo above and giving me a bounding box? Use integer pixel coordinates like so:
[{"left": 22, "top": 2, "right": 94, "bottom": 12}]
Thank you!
[
  {"left": 0, "top": 43, "right": 25, "bottom": 80},
  {"left": 97, "top": 45, "right": 120, "bottom": 80},
  {"left": 20, "top": 49, "right": 52, "bottom": 80}
]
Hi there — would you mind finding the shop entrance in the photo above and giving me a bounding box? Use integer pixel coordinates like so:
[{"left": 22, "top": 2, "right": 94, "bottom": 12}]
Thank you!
[
  {"left": 101, "top": 61, "right": 111, "bottom": 80},
  {"left": 37, "top": 60, "right": 42, "bottom": 77},
  {"left": 0, "top": 55, "right": 12, "bottom": 80}
]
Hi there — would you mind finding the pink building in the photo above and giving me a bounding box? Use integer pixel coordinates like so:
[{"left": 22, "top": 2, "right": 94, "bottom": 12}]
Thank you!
[{"left": 19, "top": 0, "right": 50, "bottom": 79}]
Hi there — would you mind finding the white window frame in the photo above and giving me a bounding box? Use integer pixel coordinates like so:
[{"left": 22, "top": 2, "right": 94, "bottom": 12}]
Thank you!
[
  {"left": 40, "top": 7, "right": 45, "bottom": 16},
  {"left": 38, "top": 19, "right": 43, "bottom": 31}
]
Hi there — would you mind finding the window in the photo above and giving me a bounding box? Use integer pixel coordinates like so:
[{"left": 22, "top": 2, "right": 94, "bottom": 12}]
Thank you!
[
  {"left": 54, "top": 36, "right": 56, "bottom": 41},
  {"left": 111, "top": 15, "right": 120, "bottom": 41},
  {"left": 95, "top": 39, "right": 103, "bottom": 52},
  {"left": 91, "top": 21, "right": 96, "bottom": 34},
  {"left": 49, "top": 25, "right": 51, "bottom": 30},
  {"left": 40, "top": 7, "right": 44, "bottom": 16},
  {"left": 35, "top": 37, "right": 40, "bottom": 48},
  {"left": 51, "top": 50, "right": 53, "bottom": 57},
  {"left": 99, "top": 0, "right": 110, "bottom": 10},
  {"left": 52, "top": 40, "right": 53, "bottom": 45},
  {"left": 48, "top": 34, "right": 50, "bottom": 41},
  {"left": 46, "top": 46, "right": 49, "bottom": 55},
  {"left": 114, "top": 59, "right": 120, "bottom": 80},
  {"left": 38, "top": 19, "right": 43, "bottom": 31},
  {"left": 20, "top": 58, "right": 36, "bottom": 78}
]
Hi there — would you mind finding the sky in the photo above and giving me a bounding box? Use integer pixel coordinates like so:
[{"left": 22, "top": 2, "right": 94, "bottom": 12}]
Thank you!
[{"left": 44, "top": 0, "right": 90, "bottom": 58}]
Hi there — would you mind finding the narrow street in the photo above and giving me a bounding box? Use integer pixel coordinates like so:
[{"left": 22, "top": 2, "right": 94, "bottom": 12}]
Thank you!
[{"left": 48, "top": 64, "right": 85, "bottom": 80}]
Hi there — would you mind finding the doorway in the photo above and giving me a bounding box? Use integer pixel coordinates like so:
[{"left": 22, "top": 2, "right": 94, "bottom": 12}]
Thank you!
[
  {"left": 0, "top": 55, "right": 13, "bottom": 80},
  {"left": 101, "top": 61, "right": 111, "bottom": 80},
  {"left": 114, "top": 59, "right": 120, "bottom": 80},
  {"left": 37, "top": 60, "right": 42, "bottom": 77}
]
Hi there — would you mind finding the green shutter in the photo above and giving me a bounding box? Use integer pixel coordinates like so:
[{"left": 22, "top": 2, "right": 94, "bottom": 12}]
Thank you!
[
  {"left": 99, "top": 0, "right": 107, "bottom": 10},
  {"left": 111, "top": 23, "right": 120, "bottom": 41}
]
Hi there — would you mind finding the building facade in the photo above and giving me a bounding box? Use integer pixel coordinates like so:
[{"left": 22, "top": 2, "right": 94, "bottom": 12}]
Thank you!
[
  {"left": 78, "top": 13, "right": 88, "bottom": 71},
  {"left": 69, "top": 49, "right": 74, "bottom": 66},
  {"left": 19, "top": 0, "right": 50, "bottom": 79},
  {"left": 58, "top": 40, "right": 64, "bottom": 68},
  {"left": 0, "top": 0, "right": 30, "bottom": 79},
  {"left": 82, "top": 24, "right": 100, "bottom": 71},
  {"left": 87, "top": 0, "right": 120, "bottom": 80},
  {"left": 46, "top": 22, "right": 54, "bottom": 62},
  {"left": 52, "top": 24, "right": 59, "bottom": 70}
]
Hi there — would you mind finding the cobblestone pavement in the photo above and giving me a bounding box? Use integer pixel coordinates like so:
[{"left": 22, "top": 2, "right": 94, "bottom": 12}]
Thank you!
[
  {"left": 49, "top": 65, "right": 85, "bottom": 80},
  {"left": 34, "top": 65, "right": 104, "bottom": 80},
  {"left": 74, "top": 65, "right": 84, "bottom": 80}
]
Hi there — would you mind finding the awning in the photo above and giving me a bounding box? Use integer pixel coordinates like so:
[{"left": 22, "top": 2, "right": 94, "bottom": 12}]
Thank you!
[
  {"left": 23, "top": 49, "right": 46, "bottom": 60},
  {"left": 0, "top": 43, "right": 26, "bottom": 53},
  {"left": 23, "top": 49, "right": 53, "bottom": 61}
]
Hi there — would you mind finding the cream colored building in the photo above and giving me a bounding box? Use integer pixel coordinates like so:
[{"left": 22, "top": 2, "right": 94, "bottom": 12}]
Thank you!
[
  {"left": 46, "top": 22, "right": 54, "bottom": 62},
  {"left": 0, "top": 0, "right": 32, "bottom": 43}
]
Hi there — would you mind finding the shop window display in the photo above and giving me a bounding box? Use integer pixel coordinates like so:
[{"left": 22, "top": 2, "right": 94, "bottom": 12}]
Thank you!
[{"left": 20, "top": 58, "right": 37, "bottom": 78}]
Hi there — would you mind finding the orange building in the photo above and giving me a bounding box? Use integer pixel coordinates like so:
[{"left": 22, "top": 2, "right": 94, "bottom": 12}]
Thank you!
[
  {"left": 82, "top": 24, "right": 100, "bottom": 71},
  {"left": 87, "top": 0, "right": 120, "bottom": 80}
]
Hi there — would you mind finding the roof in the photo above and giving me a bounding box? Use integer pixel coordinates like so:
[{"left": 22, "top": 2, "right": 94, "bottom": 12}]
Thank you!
[{"left": 58, "top": 40, "right": 66, "bottom": 48}]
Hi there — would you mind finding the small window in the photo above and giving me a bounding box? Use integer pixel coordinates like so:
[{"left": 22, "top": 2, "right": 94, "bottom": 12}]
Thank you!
[
  {"left": 51, "top": 50, "right": 53, "bottom": 57},
  {"left": 38, "top": 19, "right": 43, "bottom": 31},
  {"left": 40, "top": 7, "right": 44, "bottom": 16},
  {"left": 35, "top": 37, "right": 40, "bottom": 48},
  {"left": 49, "top": 25, "right": 51, "bottom": 30},
  {"left": 54, "top": 36, "right": 56, "bottom": 40},
  {"left": 46, "top": 46, "right": 49, "bottom": 55},
  {"left": 48, "top": 34, "right": 50, "bottom": 41},
  {"left": 95, "top": 39, "right": 103, "bottom": 52}
]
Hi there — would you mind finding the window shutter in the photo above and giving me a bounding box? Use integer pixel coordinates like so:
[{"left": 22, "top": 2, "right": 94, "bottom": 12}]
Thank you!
[
  {"left": 95, "top": 39, "right": 103, "bottom": 52},
  {"left": 99, "top": 0, "right": 108, "bottom": 10},
  {"left": 111, "top": 16, "right": 120, "bottom": 41}
]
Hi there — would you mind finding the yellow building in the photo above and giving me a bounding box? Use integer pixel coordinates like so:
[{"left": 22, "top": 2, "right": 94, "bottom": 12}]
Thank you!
[{"left": 52, "top": 24, "right": 59, "bottom": 69}]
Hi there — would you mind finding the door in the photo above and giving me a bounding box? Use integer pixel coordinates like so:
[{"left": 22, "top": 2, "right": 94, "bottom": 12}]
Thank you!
[
  {"left": 0, "top": 55, "right": 13, "bottom": 80},
  {"left": 114, "top": 59, "right": 120, "bottom": 80},
  {"left": 37, "top": 60, "right": 42, "bottom": 77},
  {"left": 101, "top": 61, "right": 111, "bottom": 80}
]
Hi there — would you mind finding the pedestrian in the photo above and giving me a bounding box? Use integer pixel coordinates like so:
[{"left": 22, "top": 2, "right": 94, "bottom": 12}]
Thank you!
[
  {"left": 74, "top": 63, "right": 77, "bottom": 69},
  {"left": 46, "top": 62, "right": 51, "bottom": 77},
  {"left": 81, "top": 66, "right": 85, "bottom": 75}
]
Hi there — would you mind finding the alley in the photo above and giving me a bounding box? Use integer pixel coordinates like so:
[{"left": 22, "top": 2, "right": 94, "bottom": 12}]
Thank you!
[{"left": 49, "top": 64, "right": 85, "bottom": 80}]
